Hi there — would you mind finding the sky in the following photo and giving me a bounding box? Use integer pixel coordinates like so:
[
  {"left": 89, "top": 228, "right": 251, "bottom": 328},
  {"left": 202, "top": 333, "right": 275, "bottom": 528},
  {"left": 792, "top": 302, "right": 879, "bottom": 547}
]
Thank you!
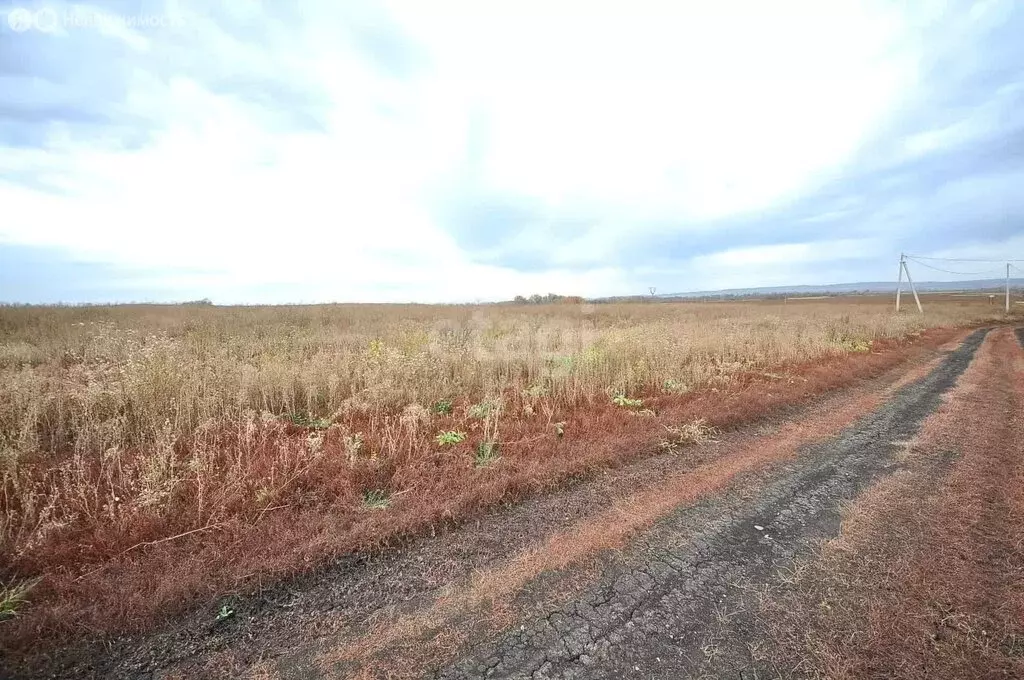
[{"left": 1, "top": 0, "right": 1023, "bottom": 304}]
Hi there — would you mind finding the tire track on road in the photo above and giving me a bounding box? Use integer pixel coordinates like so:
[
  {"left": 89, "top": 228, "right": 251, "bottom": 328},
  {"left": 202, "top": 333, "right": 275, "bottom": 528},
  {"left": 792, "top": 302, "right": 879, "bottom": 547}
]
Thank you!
[
  {"left": 437, "top": 329, "right": 989, "bottom": 679},
  {"left": 760, "top": 326, "right": 1024, "bottom": 679}
]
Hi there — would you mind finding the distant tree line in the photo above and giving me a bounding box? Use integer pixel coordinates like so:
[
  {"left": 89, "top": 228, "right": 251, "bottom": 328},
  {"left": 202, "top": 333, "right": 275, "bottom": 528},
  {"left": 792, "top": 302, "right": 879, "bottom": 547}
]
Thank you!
[{"left": 511, "top": 294, "right": 586, "bottom": 305}]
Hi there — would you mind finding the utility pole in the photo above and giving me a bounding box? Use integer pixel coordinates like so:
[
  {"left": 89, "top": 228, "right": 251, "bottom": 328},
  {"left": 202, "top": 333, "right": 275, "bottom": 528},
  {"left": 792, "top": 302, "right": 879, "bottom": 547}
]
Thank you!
[
  {"left": 896, "top": 253, "right": 904, "bottom": 312},
  {"left": 1007, "top": 263, "right": 1011, "bottom": 314},
  {"left": 896, "top": 254, "right": 923, "bottom": 314},
  {"left": 903, "top": 258, "right": 923, "bottom": 313}
]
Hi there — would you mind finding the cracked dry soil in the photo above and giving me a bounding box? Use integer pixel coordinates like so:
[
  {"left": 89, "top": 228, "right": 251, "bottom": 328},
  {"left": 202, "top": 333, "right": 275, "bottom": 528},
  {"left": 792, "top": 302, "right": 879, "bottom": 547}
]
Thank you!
[{"left": 10, "top": 327, "right": 1007, "bottom": 680}]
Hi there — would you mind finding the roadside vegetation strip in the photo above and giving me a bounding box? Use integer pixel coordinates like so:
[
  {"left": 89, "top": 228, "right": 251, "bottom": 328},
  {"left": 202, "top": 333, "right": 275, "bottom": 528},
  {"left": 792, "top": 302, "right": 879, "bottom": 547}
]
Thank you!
[
  {"left": 0, "top": 319, "right": 983, "bottom": 661},
  {"left": 0, "top": 325, "right": 972, "bottom": 661},
  {"left": 316, "top": 334, "right": 988, "bottom": 678},
  {"left": 321, "top": 393, "right": 894, "bottom": 677},
  {"left": 432, "top": 329, "right": 991, "bottom": 680},
  {"left": 120, "top": 341, "right": 1004, "bottom": 680},
  {"left": 763, "top": 327, "right": 1024, "bottom": 679},
  {"left": 2, "top": 332, "right": 973, "bottom": 679}
]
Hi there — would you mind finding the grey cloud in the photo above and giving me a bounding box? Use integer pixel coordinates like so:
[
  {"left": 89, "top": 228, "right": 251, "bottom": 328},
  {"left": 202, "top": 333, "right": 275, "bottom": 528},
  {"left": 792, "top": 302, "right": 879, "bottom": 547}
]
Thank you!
[
  {"left": 0, "top": 0, "right": 429, "bottom": 192},
  {"left": 347, "top": 17, "right": 426, "bottom": 79},
  {"left": 159, "top": 1, "right": 425, "bottom": 127},
  {"left": 203, "top": 73, "right": 331, "bottom": 134},
  {"left": 0, "top": 0, "right": 365, "bottom": 168},
  {"left": 444, "top": 196, "right": 545, "bottom": 251},
  {"left": 0, "top": 242, "right": 228, "bottom": 303},
  {"left": 0, "top": 243, "right": 156, "bottom": 303},
  {"left": 0, "top": 10, "right": 161, "bottom": 150},
  {"left": 151, "top": 4, "right": 334, "bottom": 133}
]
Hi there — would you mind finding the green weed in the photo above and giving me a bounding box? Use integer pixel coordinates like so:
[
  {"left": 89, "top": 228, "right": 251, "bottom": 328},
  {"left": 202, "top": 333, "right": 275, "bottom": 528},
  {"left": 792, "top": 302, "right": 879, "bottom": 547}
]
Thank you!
[
  {"left": 474, "top": 440, "right": 500, "bottom": 467},
  {"left": 362, "top": 489, "right": 390, "bottom": 509},
  {"left": 0, "top": 578, "right": 40, "bottom": 620},
  {"left": 612, "top": 393, "right": 644, "bottom": 409},
  {"left": 431, "top": 399, "right": 454, "bottom": 415},
  {"left": 436, "top": 431, "right": 467, "bottom": 446}
]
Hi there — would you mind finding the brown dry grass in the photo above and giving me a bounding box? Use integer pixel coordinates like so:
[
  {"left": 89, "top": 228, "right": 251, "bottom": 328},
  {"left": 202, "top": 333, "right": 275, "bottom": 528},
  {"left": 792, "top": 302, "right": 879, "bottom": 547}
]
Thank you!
[
  {"left": 0, "top": 299, "right": 1011, "bottom": 654},
  {"left": 763, "top": 327, "right": 1024, "bottom": 679}
]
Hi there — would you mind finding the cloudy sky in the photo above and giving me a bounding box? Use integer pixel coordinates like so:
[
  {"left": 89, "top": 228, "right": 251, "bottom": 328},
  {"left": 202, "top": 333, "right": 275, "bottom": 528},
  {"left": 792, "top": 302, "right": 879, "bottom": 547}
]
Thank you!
[{"left": 1, "top": 0, "right": 1022, "bottom": 303}]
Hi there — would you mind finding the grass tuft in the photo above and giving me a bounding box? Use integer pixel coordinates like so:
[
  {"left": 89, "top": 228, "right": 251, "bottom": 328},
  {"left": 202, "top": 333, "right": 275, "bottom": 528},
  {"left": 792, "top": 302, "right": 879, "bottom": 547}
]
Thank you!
[
  {"left": 0, "top": 578, "right": 40, "bottom": 620},
  {"left": 362, "top": 489, "right": 390, "bottom": 510},
  {"left": 474, "top": 440, "right": 501, "bottom": 467}
]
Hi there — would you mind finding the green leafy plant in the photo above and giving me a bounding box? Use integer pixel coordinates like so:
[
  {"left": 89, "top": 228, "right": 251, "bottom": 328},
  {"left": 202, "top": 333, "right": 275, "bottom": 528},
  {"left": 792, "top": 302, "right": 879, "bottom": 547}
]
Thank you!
[
  {"left": 362, "top": 489, "right": 390, "bottom": 509},
  {"left": 436, "top": 430, "right": 467, "bottom": 446},
  {"left": 612, "top": 393, "right": 644, "bottom": 409},
  {"left": 0, "top": 578, "right": 40, "bottom": 620},
  {"left": 474, "top": 440, "right": 500, "bottom": 467},
  {"left": 431, "top": 399, "right": 454, "bottom": 415},
  {"left": 215, "top": 604, "right": 235, "bottom": 622}
]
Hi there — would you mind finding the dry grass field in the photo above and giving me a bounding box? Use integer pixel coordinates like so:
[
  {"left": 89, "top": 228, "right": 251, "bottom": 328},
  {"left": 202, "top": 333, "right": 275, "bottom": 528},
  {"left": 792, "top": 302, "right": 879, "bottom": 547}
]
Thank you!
[{"left": 0, "top": 297, "right": 1011, "bottom": 653}]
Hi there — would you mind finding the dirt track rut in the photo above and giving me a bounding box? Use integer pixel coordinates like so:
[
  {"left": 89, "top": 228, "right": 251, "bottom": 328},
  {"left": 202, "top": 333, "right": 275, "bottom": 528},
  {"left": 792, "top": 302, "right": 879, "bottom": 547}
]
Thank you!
[{"left": 436, "top": 329, "right": 990, "bottom": 679}]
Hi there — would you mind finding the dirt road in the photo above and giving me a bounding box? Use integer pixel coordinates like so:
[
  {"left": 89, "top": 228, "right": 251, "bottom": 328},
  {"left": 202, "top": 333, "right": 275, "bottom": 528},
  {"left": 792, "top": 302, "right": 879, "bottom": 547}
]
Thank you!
[{"left": 12, "top": 327, "right": 1023, "bottom": 679}]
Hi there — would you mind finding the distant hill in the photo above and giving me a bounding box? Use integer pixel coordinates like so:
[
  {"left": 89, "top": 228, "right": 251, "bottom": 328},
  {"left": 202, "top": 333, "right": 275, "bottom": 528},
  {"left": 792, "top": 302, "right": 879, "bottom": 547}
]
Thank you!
[{"left": 655, "top": 278, "right": 1024, "bottom": 300}]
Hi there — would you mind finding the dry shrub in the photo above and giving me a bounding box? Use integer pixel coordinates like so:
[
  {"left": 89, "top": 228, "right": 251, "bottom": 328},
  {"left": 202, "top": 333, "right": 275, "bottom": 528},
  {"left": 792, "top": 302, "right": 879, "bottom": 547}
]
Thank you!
[{"left": 660, "top": 419, "right": 720, "bottom": 451}]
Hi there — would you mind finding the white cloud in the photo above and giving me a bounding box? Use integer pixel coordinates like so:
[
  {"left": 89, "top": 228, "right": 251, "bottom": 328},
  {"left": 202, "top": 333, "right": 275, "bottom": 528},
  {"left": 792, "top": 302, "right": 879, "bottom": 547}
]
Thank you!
[
  {"left": 398, "top": 0, "right": 915, "bottom": 219},
  {"left": 1, "top": 0, "right": 1019, "bottom": 302}
]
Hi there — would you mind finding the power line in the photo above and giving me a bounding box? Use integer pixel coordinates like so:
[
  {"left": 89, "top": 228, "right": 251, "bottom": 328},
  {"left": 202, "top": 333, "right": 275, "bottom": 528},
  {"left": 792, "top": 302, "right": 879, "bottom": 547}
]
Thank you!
[
  {"left": 898, "top": 254, "right": 1022, "bottom": 316},
  {"left": 906, "top": 254, "right": 1024, "bottom": 263},
  {"left": 904, "top": 257, "right": 1005, "bottom": 276}
]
